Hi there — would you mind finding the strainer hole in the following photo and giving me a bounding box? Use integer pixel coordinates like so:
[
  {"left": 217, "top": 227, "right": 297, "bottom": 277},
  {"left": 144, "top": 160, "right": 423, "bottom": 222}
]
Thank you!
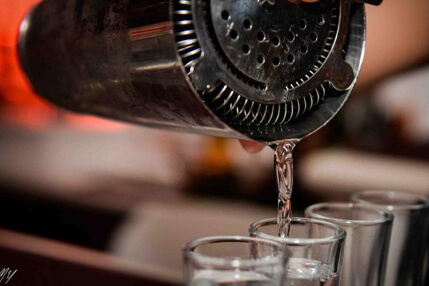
[
  {"left": 272, "top": 57, "right": 281, "bottom": 67},
  {"left": 287, "top": 32, "right": 295, "bottom": 42},
  {"left": 287, "top": 54, "right": 295, "bottom": 64},
  {"left": 257, "top": 54, "right": 265, "bottom": 64},
  {"left": 299, "top": 19, "right": 307, "bottom": 30},
  {"left": 242, "top": 44, "right": 250, "bottom": 55},
  {"left": 257, "top": 31, "right": 265, "bottom": 42},
  {"left": 317, "top": 16, "right": 325, "bottom": 26},
  {"left": 243, "top": 19, "right": 252, "bottom": 30},
  {"left": 221, "top": 10, "right": 230, "bottom": 20},
  {"left": 230, "top": 29, "right": 238, "bottom": 40},
  {"left": 272, "top": 36, "right": 280, "bottom": 47},
  {"left": 310, "top": 32, "right": 318, "bottom": 42},
  {"left": 300, "top": 44, "right": 308, "bottom": 54}
]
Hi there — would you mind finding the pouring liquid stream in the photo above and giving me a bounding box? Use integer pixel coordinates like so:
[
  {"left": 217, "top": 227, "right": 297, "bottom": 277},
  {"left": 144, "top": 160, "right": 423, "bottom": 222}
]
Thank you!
[{"left": 275, "top": 141, "right": 296, "bottom": 238}]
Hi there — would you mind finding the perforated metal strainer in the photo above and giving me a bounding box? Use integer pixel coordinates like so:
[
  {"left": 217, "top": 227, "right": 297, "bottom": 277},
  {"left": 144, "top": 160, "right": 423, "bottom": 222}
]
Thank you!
[{"left": 19, "top": 0, "right": 382, "bottom": 143}]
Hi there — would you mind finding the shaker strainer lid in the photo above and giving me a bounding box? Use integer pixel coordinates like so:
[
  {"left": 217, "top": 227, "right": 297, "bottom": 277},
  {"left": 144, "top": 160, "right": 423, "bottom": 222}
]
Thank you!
[
  {"left": 210, "top": 0, "right": 339, "bottom": 92},
  {"left": 174, "top": 0, "right": 377, "bottom": 141}
]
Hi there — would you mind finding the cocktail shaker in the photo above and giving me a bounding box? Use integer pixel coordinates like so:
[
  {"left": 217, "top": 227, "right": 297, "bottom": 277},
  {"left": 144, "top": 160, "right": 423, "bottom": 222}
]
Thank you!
[{"left": 19, "top": 0, "right": 382, "bottom": 143}]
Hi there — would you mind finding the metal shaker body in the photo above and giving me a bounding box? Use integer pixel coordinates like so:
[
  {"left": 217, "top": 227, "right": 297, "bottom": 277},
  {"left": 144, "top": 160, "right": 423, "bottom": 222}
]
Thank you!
[{"left": 19, "top": 0, "right": 372, "bottom": 143}]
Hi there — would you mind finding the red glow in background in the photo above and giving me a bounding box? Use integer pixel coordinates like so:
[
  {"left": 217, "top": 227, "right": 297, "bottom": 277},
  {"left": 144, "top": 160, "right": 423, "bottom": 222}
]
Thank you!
[{"left": 0, "top": 0, "right": 125, "bottom": 131}]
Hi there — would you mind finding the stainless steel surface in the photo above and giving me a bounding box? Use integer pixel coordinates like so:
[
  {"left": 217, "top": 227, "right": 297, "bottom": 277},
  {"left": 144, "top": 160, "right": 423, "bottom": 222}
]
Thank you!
[
  {"left": 19, "top": 0, "right": 241, "bottom": 139},
  {"left": 19, "top": 0, "right": 382, "bottom": 143}
]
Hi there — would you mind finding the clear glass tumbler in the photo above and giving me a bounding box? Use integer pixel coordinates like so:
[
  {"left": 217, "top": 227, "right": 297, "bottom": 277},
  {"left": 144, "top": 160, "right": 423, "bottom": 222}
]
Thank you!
[
  {"left": 182, "top": 236, "right": 289, "bottom": 286},
  {"left": 352, "top": 190, "right": 429, "bottom": 286},
  {"left": 306, "top": 203, "right": 393, "bottom": 286},
  {"left": 249, "top": 217, "right": 345, "bottom": 286}
]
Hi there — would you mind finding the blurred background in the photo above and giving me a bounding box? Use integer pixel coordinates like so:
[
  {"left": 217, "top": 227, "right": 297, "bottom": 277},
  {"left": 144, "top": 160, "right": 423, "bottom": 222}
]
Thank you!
[{"left": 0, "top": 0, "right": 428, "bottom": 285}]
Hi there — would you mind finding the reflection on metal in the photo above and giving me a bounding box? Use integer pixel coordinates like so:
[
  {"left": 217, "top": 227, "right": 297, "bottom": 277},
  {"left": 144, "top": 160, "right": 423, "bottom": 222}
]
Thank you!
[{"left": 130, "top": 23, "right": 171, "bottom": 41}]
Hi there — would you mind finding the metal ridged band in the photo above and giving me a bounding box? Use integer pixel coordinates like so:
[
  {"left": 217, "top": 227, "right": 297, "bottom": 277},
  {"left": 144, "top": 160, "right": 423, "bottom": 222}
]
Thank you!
[
  {"left": 201, "top": 82, "right": 327, "bottom": 126},
  {"left": 174, "top": 0, "right": 201, "bottom": 75}
]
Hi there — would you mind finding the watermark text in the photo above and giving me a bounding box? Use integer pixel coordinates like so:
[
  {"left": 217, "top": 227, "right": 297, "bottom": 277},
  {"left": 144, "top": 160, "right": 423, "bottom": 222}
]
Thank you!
[{"left": 0, "top": 268, "right": 17, "bottom": 284}]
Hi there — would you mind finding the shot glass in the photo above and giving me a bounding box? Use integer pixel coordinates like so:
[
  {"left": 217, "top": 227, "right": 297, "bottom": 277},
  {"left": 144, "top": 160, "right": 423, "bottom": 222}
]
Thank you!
[
  {"left": 352, "top": 190, "right": 429, "bottom": 286},
  {"left": 249, "top": 217, "right": 345, "bottom": 285},
  {"left": 182, "top": 236, "right": 289, "bottom": 286},
  {"left": 306, "top": 203, "right": 393, "bottom": 286}
]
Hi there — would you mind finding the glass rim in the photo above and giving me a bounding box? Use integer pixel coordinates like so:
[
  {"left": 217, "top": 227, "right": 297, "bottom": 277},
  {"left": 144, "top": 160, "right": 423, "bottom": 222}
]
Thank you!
[
  {"left": 249, "top": 217, "right": 346, "bottom": 246},
  {"left": 306, "top": 202, "right": 394, "bottom": 226},
  {"left": 351, "top": 190, "right": 429, "bottom": 211},
  {"left": 182, "top": 236, "right": 289, "bottom": 268}
]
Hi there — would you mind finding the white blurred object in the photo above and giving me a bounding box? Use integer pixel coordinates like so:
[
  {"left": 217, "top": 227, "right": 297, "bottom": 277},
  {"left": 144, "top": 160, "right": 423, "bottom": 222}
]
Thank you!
[
  {"left": 0, "top": 123, "right": 275, "bottom": 194},
  {"left": 0, "top": 126, "right": 203, "bottom": 195},
  {"left": 373, "top": 67, "right": 429, "bottom": 143},
  {"left": 299, "top": 148, "right": 429, "bottom": 200},
  {"left": 109, "top": 199, "right": 274, "bottom": 277}
]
